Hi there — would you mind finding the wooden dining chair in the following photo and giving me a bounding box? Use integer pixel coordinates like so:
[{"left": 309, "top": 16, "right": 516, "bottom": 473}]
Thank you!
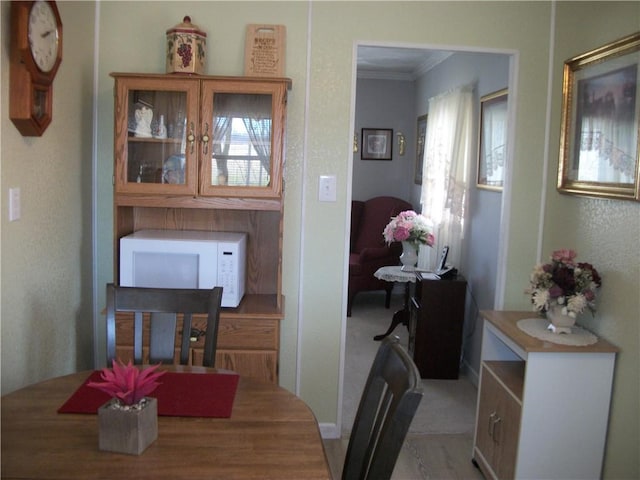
[
  {"left": 105, "top": 283, "right": 223, "bottom": 367},
  {"left": 342, "top": 336, "right": 423, "bottom": 480}
]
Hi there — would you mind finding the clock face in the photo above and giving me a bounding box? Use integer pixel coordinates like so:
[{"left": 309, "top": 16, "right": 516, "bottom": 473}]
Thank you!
[{"left": 28, "top": 1, "right": 59, "bottom": 73}]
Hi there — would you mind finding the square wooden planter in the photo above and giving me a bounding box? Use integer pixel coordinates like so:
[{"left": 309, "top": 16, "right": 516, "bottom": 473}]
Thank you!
[{"left": 98, "top": 397, "right": 158, "bottom": 455}]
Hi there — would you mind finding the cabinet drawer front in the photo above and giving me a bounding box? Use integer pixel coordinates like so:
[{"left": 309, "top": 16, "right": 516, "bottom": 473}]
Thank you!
[
  {"left": 209, "top": 350, "right": 278, "bottom": 383},
  {"left": 115, "top": 314, "right": 279, "bottom": 350},
  {"left": 200, "top": 317, "right": 279, "bottom": 350}
]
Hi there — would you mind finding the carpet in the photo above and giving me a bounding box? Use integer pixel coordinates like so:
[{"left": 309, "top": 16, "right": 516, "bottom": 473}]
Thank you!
[{"left": 344, "top": 291, "right": 478, "bottom": 435}]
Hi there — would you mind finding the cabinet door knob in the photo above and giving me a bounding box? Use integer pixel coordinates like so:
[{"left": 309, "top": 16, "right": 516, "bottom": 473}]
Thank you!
[
  {"left": 187, "top": 122, "right": 196, "bottom": 154},
  {"left": 201, "top": 123, "right": 210, "bottom": 155}
]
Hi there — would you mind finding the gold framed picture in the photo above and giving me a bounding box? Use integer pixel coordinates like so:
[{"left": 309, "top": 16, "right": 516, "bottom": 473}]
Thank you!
[
  {"left": 558, "top": 32, "right": 640, "bottom": 201},
  {"left": 415, "top": 115, "right": 427, "bottom": 184},
  {"left": 361, "top": 128, "right": 393, "bottom": 160},
  {"left": 477, "top": 89, "right": 508, "bottom": 191}
]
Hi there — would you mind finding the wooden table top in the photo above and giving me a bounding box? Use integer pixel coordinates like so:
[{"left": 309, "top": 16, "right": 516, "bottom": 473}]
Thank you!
[{"left": 1, "top": 366, "right": 331, "bottom": 479}]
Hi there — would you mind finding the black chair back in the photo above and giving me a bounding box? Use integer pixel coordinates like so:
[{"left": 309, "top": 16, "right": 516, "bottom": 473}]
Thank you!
[
  {"left": 105, "top": 283, "right": 223, "bottom": 367},
  {"left": 342, "top": 336, "right": 423, "bottom": 480}
]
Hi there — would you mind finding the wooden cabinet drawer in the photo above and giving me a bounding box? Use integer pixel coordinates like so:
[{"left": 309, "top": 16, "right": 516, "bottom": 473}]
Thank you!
[
  {"left": 114, "top": 312, "right": 280, "bottom": 383},
  {"left": 209, "top": 350, "right": 277, "bottom": 384},
  {"left": 115, "top": 314, "right": 279, "bottom": 350},
  {"left": 192, "top": 316, "right": 279, "bottom": 350}
]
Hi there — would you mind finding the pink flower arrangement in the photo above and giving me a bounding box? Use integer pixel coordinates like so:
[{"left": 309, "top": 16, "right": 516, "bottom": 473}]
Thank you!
[
  {"left": 383, "top": 210, "right": 435, "bottom": 248},
  {"left": 526, "top": 249, "right": 602, "bottom": 317},
  {"left": 88, "top": 360, "right": 165, "bottom": 407}
]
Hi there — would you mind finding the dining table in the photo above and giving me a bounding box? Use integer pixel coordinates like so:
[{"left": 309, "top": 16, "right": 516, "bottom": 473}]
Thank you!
[{"left": 1, "top": 366, "right": 331, "bottom": 479}]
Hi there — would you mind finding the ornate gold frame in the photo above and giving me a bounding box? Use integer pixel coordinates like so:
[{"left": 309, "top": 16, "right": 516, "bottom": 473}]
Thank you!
[
  {"left": 558, "top": 32, "right": 640, "bottom": 201},
  {"left": 477, "top": 88, "right": 508, "bottom": 191},
  {"left": 414, "top": 115, "right": 427, "bottom": 184}
]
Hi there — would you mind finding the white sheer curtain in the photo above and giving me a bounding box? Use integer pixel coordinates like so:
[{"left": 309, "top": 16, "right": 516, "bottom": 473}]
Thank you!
[{"left": 419, "top": 85, "right": 474, "bottom": 270}]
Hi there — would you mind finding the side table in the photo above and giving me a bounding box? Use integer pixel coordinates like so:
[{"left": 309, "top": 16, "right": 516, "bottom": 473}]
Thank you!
[
  {"left": 409, "top": 272, "right": 467, "bottom": 379},
  {"left": 373, "top": 266, "right": 419, "bottom": 341}
]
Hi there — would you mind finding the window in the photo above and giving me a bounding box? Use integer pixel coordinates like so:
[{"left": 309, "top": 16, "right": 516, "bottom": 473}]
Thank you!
[{"left": 211, "top": 93, "right": 272, "bottom": 187}]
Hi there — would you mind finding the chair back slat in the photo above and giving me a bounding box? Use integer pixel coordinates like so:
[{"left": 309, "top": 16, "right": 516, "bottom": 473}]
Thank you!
[
  {"left": 342, "top": 336, "right": 423, "bottom": 480},
  {"left": 180, "top": 313, "right": 193, "bottom": 365},
  {"left": 149, "top": 312, "right": 178, "bottom": 364},
  {"left": 133, "top": 311, "right": 144, "bottom": 364},
  {"left": 105, "top": 283, "right": 223, "bottom": 367}
]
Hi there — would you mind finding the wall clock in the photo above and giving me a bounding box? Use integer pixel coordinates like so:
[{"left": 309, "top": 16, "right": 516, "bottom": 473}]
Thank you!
[{"left": 9, "top": 1, "right": 63, "bottom": 137}]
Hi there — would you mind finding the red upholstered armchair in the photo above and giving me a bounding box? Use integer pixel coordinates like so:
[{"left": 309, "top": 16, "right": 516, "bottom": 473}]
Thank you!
[{"left": 348, "top": 196, "right": 413, "bottom": 316}]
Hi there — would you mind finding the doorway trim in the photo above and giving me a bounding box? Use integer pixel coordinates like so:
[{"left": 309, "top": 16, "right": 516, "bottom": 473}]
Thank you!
[{"left": 332, "top": 40, "right": 519, "bottom": 438}]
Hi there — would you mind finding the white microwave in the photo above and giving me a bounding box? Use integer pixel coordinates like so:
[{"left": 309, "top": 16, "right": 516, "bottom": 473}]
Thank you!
[{"left": 119, "top": 229, "right": 246, "bottom": 308}]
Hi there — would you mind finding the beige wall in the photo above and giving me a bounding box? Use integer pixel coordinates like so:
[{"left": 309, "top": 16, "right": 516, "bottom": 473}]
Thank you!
[
  {"left": 1, "top": 1, "right": 95, "bottom": 392},
  {"left": 545, "top": 3, "right": 639, "bottom": 477},
  {"left": 303, "top": 0, "right": 553, "bottom": 422},
  {"left": 92, "top": 0, "right": 312, "bottom": 392},
  {"left": 1, "top": 2, "right": 637, "bottom": 477}
]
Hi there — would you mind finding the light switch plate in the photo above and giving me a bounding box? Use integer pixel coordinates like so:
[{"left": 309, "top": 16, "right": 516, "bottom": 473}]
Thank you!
[
  {"left": 9, "top": 187, "right": 21, "bottom": 221},
  {"left": 319, "top": 175, "right": 337, "bottom": 202}
]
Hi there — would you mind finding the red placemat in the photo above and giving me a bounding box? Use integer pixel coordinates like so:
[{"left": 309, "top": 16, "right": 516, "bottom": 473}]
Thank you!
[{"left": 58, "top": 371, "right": 239, "bottom": 418}]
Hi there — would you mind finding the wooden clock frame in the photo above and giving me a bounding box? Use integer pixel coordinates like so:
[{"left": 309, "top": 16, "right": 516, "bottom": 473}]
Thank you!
[{"left": 9, "top": 1, "right": 63, "bottom": 137}]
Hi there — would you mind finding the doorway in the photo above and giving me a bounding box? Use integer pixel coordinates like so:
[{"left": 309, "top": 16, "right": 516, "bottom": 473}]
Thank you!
[{"left": 341, "top": 43, "right": 515, "bottom": 434}]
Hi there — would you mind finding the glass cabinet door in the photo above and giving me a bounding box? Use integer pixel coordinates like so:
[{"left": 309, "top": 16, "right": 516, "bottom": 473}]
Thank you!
[
  {"left": 114, "top": 77, "right": 199, "bottom": 195},
  {"left": 199, "top": 80, "right": 287, "bottom": 198}
]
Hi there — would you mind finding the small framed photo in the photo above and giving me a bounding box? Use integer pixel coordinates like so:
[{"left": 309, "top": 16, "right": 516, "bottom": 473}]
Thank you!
[
  {"left": 361, "top": 128, "right": 393, "bottom": 160},
  {"left": 415, "top": 115, "right": 427, "bottom": 184},
  {"left": 558, "top": 32, "right": 640, "bottom": 201},
  {"left": 477, "top": 88, "right": 508, "bottom": 191}
]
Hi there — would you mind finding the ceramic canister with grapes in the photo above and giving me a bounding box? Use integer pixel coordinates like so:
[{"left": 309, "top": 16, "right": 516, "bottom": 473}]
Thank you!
[{"left": 166, "top": 16, "right": 206, "bottom": 75}]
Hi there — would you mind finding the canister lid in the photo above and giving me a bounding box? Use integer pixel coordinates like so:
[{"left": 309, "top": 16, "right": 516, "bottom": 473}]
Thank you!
[{"left": 166, "top": 16, "right": 206, "bottom": 37}]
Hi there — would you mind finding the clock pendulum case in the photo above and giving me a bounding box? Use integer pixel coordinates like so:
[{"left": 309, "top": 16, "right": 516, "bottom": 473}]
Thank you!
[{"left": 9, "top": 1, "right": 63, "bottom": 137}]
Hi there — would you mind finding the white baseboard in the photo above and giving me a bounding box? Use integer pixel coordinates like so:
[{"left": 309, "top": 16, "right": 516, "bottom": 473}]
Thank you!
[
  {"left": 319, "top": 423, "right": 340, "bottom": 439},
  {"left": 461, "top": 359, "right": 479, "bottom": 387}
]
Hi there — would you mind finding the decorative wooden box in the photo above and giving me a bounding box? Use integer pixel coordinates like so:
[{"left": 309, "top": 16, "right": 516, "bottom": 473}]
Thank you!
[{"left": 98, "top": 397, "right": 158, "bottom": 455}]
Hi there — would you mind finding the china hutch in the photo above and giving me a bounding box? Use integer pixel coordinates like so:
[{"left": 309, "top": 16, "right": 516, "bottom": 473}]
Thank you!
[{"left": 110, "top": 73, "right": 291, "bottom": 383}]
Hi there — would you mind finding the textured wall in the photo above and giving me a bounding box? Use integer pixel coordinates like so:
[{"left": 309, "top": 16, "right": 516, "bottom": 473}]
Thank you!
[
  {"left": 1, "top": 1, "right": 96, "bottom": 393},
  {"left": 94, "top": 1, "right": 311, "bottom": 389},
  {"left": 545, "top": 3, "right": 640, "bottom": 477},
  {"left": 352, "top": 78, "right": 416, "bottom": 202},
  {"left": 3, "top": 2, "right": 636, "bottom": 476}
]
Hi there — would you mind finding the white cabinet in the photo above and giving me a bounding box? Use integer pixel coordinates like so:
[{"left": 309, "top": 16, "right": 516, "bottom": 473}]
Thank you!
[{"left": 473, "top": 311, "right": 618, "bottom": 480}]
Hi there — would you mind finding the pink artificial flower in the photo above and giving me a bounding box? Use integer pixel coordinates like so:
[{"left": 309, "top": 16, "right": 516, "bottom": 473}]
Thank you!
[
  {"left": 425, "top": 233, "right": 435, "bottom": 247},
  {"left": 88, "top": 360, "right": 165, "bottom": 406},
  {"left": 393, "top": 226, "right": 411, "bottom": 241},
  {"left": 551, "top": 249, "right": 577, "bottom": 265}
]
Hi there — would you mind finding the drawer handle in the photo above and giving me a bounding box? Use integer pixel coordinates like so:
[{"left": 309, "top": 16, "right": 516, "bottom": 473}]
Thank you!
[
  {"left": 488, "top": 411, "right": 497, "bottom": 438},
  {"left": 492, "top": 415, "right": 502, "bottom": 445},
  {"left": 188, "top": 328, "right": 206, "bottom": 342}
]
